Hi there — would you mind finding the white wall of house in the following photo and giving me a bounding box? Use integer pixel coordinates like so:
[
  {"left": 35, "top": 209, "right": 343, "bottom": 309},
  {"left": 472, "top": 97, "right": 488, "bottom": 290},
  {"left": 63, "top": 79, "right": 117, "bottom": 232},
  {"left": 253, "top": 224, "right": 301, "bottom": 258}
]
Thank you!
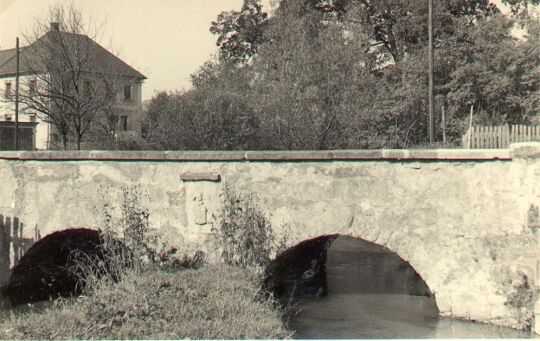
[
  {"left": 1, "top": 75, "right": 144, "bottom": 149},
  {"left": 0, "top": 75, "right": 50, "bottom": 150},
  {"left": 114, "top": 79, "right": 144, "bottom": 136}
]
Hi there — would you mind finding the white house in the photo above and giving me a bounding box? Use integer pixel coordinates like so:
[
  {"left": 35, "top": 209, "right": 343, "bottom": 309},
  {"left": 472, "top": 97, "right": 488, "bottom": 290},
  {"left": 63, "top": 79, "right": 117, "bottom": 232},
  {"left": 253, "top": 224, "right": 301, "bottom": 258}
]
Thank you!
[{"left": 0, "top": 23, "right": 146, "bottom": 150}]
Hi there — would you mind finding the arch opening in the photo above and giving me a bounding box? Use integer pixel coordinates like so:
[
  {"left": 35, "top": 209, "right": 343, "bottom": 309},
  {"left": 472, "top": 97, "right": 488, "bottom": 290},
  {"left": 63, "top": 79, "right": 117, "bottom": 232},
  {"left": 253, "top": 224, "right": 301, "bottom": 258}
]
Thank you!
[
  {"left": 264, "top": 234, "right": 440, "bottom": 338},
  {"left": 265, "top": 234, "right": 435, "bottom": 301},
  {"left": 1, "top": 228, "right": 127, "bottom": 308}
]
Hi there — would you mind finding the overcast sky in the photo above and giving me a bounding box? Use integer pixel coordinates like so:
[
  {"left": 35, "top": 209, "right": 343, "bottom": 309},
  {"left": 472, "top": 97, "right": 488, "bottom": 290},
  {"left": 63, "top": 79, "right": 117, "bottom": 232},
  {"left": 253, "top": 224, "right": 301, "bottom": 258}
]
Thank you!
[{"left": 0, "top": 0, "right": 514, "bottom": 101}]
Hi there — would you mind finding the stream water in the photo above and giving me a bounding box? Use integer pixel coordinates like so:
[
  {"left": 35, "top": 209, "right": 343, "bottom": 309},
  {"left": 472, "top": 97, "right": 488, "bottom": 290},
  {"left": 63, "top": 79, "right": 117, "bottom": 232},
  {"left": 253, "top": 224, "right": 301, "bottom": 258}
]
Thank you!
[{"left": 289, "top": 236, "right": 534, "bottom": 339}]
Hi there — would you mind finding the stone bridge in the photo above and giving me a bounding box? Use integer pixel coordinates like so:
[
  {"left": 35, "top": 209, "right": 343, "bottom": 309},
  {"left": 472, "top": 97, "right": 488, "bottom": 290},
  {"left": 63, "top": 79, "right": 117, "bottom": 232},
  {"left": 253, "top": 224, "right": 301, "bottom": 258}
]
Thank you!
[{"left": 0, "top": 143, "right": 538, "bottom": 332}]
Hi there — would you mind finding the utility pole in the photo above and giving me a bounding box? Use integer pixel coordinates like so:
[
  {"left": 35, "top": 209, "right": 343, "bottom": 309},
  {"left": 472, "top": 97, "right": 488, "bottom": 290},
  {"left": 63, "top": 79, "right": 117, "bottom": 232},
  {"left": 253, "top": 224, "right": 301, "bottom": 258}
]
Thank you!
[
  {"left": 428, "top": 0, "right": 434, "bottom": 144},
  {"left": 14, "top": 37, "right": 20, "bottom": 151}
]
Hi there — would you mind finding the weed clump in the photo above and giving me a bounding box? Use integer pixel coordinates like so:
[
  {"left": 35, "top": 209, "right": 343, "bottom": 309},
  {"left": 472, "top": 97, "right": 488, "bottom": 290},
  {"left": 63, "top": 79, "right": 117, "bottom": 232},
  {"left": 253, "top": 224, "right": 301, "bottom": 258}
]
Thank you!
[
  {"left": 501, "top": 270, "right": 536, "bottom": 331},
  {"left": 88, "top": 186, "right": 203, "bottom": 281},
  {"left": 212, "top": 186, "right": 286, "bottom": 269}
]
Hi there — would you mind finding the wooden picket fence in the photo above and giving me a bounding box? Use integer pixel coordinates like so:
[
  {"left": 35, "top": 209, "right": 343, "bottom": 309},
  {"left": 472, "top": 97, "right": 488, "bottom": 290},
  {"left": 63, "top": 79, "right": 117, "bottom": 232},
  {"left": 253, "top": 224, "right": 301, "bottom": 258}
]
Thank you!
[
  {"left": 462, "top": 124, "right": 540, "bottom": 149},
  {"left": 0, "top": 215, "right": 40, "bottom": 286}
]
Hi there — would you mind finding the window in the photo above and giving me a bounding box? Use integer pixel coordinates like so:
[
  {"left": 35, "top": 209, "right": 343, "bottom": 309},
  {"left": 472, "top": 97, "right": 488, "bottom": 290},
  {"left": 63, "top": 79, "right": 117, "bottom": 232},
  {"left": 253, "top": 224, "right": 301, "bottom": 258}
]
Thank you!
[
  {"left": 4, "top": 82, "right": 12, "bottom": 98},
  {"left": 123, "top": 84, "right": 132, "bottom": 101},
  {"left": 29, "top": 80, "right": 37, "bottom": 97},
  {"left": 120, "top": 116, "right": 128, "bottom": 131}
]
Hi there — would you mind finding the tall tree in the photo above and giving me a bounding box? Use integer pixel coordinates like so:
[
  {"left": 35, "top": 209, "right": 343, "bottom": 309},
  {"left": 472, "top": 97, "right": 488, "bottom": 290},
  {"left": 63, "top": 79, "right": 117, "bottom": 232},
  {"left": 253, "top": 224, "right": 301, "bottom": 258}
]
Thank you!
[
  {"left": 249, "top": 1, "right": 383, "bottom": 149},
  {"left": 210, "top": 0, "right": 269, "bottom": 64},
  {"left": 15, "top": 4, "right": 121, "bottom": 149}
]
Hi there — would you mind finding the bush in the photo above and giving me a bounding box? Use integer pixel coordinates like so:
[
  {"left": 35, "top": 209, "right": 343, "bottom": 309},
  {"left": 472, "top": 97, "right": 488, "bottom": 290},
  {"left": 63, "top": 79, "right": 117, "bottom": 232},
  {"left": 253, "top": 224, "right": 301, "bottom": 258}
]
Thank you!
[
  {"left": 77, "top": 185, "right": 204, "bottom": 295},
  {"left": 212, "top": 187, "right": 285, "bottom": 268}
]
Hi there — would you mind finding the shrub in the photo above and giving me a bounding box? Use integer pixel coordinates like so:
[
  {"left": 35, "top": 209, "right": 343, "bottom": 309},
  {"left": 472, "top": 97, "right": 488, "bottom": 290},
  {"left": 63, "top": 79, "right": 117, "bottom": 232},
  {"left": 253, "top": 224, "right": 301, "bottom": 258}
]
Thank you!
[
  {"left": 212, "top": 187, "right": 283, "bottom": 269},
  {"left": 79, "top": 185, "right": 204, "bottom": 294}
]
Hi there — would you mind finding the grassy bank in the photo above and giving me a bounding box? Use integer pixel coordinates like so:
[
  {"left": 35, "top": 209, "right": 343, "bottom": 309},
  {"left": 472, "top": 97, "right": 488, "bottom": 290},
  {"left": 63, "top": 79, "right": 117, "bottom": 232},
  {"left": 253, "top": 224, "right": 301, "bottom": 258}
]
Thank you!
[{"left": 0, "top": 265, "right": 292, "bottom": 339}]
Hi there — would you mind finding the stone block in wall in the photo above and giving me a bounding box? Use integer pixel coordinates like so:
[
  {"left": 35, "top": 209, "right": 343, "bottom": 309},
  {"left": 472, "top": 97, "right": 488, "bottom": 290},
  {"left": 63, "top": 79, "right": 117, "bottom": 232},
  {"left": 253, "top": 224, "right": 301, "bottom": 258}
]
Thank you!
[{"left": 181, "top": 172, "right": 223, "bottom": 234}]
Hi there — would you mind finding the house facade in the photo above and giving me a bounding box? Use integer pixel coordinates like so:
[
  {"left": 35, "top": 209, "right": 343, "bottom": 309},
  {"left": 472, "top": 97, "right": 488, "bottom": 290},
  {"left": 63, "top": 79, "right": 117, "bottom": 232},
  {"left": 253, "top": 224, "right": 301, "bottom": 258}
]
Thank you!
[{"left": 0, "top": 23, "right": 146, "bottom": 150}]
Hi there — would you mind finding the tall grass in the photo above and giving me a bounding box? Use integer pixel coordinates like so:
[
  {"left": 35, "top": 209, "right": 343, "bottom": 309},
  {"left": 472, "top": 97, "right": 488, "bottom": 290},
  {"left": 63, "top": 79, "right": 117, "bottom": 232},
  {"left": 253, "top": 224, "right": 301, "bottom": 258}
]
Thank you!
[{"left": 0, "top": 266, "right": 292, "bottom": 339}]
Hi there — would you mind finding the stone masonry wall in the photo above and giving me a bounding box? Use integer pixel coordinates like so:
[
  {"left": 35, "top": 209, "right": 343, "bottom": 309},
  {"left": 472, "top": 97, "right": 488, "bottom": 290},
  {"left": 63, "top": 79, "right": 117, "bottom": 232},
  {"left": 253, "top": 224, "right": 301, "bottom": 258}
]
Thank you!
[{"left": 0, "top": 144, "right": 538, "bottom": 330}]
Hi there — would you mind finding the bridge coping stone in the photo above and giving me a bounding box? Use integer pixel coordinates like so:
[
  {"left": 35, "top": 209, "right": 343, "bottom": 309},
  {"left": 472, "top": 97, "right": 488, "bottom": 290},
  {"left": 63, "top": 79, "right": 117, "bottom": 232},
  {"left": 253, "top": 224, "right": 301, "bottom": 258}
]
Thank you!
[
  {"left": 510, "top": 142, "right": 540, "bottom": 159},
  {"left": 0, "top": 147, "right": 525, "bottom": 162}
]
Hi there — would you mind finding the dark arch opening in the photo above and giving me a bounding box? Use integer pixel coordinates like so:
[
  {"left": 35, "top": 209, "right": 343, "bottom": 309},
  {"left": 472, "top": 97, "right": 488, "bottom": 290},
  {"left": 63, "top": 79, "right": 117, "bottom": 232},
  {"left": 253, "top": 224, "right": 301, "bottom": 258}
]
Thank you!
[
  {"left": 265, "top": 234, "right": 434, "bottom": 302},
  {"left": 264, "top": 234, "right": 338, "bottom": 301},
  {"left": 264, "top": 234, "right": 440, "bottom": 338},
  {"left": 1, "top": 228, "right": 128, "bottom": 307},
  {"left": 326, "top": 235, "right": 433, "bottom": 297}
]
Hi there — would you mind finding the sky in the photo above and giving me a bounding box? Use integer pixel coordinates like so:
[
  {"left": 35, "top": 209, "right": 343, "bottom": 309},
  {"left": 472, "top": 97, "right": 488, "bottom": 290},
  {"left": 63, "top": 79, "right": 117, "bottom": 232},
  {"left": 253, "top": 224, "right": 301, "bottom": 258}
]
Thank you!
[
  {"left": 0, "top": 0, "right": 518, "bottom": 101},
  {"left": 0, "top": 0, "right": 274, "bottom": 100}
]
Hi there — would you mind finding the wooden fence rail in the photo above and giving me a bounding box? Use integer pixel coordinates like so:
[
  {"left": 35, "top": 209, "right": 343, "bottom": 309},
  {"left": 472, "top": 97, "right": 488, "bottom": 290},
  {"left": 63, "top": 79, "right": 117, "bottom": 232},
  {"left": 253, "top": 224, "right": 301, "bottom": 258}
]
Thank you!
[
  {"left": 0, "top": 215, "right": 40, "bottom": 286},
  {"left": 462, "top": 124, "right": 540, "bottom": 149}
]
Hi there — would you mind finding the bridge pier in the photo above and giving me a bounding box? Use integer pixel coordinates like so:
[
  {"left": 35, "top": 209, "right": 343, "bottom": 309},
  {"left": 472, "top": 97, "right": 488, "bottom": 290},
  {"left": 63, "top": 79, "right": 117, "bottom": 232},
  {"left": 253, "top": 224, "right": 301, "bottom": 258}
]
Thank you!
[
  {"left": 532, "top": 232, "right": 540, "bottom": 336},
  {"left": 511, "top": 143, "right": 540, "bottom": 335},
  {"left": 534, "top": 299, "right": 540, "bottom": 335}
]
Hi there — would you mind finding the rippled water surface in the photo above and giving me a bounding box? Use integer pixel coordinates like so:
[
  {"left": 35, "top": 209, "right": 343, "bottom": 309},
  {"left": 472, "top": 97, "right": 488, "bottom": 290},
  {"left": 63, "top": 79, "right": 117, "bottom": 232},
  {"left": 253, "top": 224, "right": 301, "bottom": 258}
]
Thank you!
[{"left": 290, "top": 236, "right": 534, "bottom": 339}]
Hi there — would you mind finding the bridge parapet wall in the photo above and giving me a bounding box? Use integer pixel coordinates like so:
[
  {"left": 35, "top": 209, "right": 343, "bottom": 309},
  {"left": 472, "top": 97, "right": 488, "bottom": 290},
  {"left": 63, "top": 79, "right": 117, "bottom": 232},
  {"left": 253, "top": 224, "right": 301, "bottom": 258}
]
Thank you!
[{"left": 0, "top": 143, "right": 538, "bottom": 331}]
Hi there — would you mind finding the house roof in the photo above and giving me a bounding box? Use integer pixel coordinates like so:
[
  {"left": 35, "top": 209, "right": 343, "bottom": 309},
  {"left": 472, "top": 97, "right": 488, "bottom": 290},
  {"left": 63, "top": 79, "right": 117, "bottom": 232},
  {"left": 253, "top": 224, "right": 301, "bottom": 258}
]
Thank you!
[{"left": 0, "top": 30, "right": 146, "bottom": 80}]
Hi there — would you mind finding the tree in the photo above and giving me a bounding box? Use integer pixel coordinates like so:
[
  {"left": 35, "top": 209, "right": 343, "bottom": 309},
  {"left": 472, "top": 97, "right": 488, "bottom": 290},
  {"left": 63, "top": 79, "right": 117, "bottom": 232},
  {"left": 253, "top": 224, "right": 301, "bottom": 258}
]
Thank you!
[
  {"left": 210, "top": 0, "right": 269, "bottom": 64},
  {"left": 249, "top": 2, "right": 383, "bottom": 149},
  {"left": 163, "top": 0, "right": 537, "bottom": 150},
  {"left": 145, "top": 61, "right": 261, "bottom": 150},
  {"left": 501, "top": 0, "right": 540, "bottom": 18},
  {"left": 15, "top": 4, "right": 122, "bottom": 150},
  {"left": 142, "top": 91, "right": 171, "bottom": 139},
  {"left": 212, "top": 0, "right": 498, "bottom": 67},
  {"left": 441, "top": 14, "right": 539, "bottom": 126},
  {"left": 198, "top": 0, "right": 538, "bottom": 149}
]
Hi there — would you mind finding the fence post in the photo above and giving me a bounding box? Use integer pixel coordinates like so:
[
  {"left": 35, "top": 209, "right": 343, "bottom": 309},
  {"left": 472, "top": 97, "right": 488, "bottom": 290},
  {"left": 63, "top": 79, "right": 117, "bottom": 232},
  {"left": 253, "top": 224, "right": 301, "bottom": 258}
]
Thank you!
[
  {"left": 0, "top": 215, "right": 9, "bottom": 286},
  {"left": 18, "top": 222, "right": 24, "bottom": 263},
  {"left": 12, "top": 217, "right": 19, "bottom": 266}
]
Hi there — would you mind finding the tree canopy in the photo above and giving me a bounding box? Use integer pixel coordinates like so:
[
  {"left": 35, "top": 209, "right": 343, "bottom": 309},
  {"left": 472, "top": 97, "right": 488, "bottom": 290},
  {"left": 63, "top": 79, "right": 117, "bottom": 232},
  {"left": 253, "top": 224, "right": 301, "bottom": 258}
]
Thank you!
[{"left": 145, "top": 0, "right": 539, "bottom": 150}]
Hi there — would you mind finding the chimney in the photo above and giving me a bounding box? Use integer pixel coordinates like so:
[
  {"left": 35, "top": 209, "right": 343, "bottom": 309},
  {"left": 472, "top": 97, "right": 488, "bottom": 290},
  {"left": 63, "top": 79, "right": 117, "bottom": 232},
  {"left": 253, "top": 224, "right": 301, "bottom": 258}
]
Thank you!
[{"left": 50, "top": 22, "right": 60, "bottom": 31}]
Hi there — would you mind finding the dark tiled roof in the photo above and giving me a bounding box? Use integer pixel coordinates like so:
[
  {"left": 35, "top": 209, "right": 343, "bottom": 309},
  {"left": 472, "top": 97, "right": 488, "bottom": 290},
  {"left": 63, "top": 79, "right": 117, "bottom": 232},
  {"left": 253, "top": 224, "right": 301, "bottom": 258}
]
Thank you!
[
  {"left": 0, "top": 31, "right": 146, "bottom": 79},
  {"left": 0, "top": 48, "right": 17, "bottom": 67}
]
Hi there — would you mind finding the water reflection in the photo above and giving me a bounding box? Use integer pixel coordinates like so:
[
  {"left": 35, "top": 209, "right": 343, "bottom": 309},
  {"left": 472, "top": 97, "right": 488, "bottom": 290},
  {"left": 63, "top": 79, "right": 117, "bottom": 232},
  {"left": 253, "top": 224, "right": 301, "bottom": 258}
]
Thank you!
[
  {"left": 289, "top": 236, "right": 533, "bottom": 339},
  {"left": 291, "top": 293, "right": 532, "bottom": 339}
]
